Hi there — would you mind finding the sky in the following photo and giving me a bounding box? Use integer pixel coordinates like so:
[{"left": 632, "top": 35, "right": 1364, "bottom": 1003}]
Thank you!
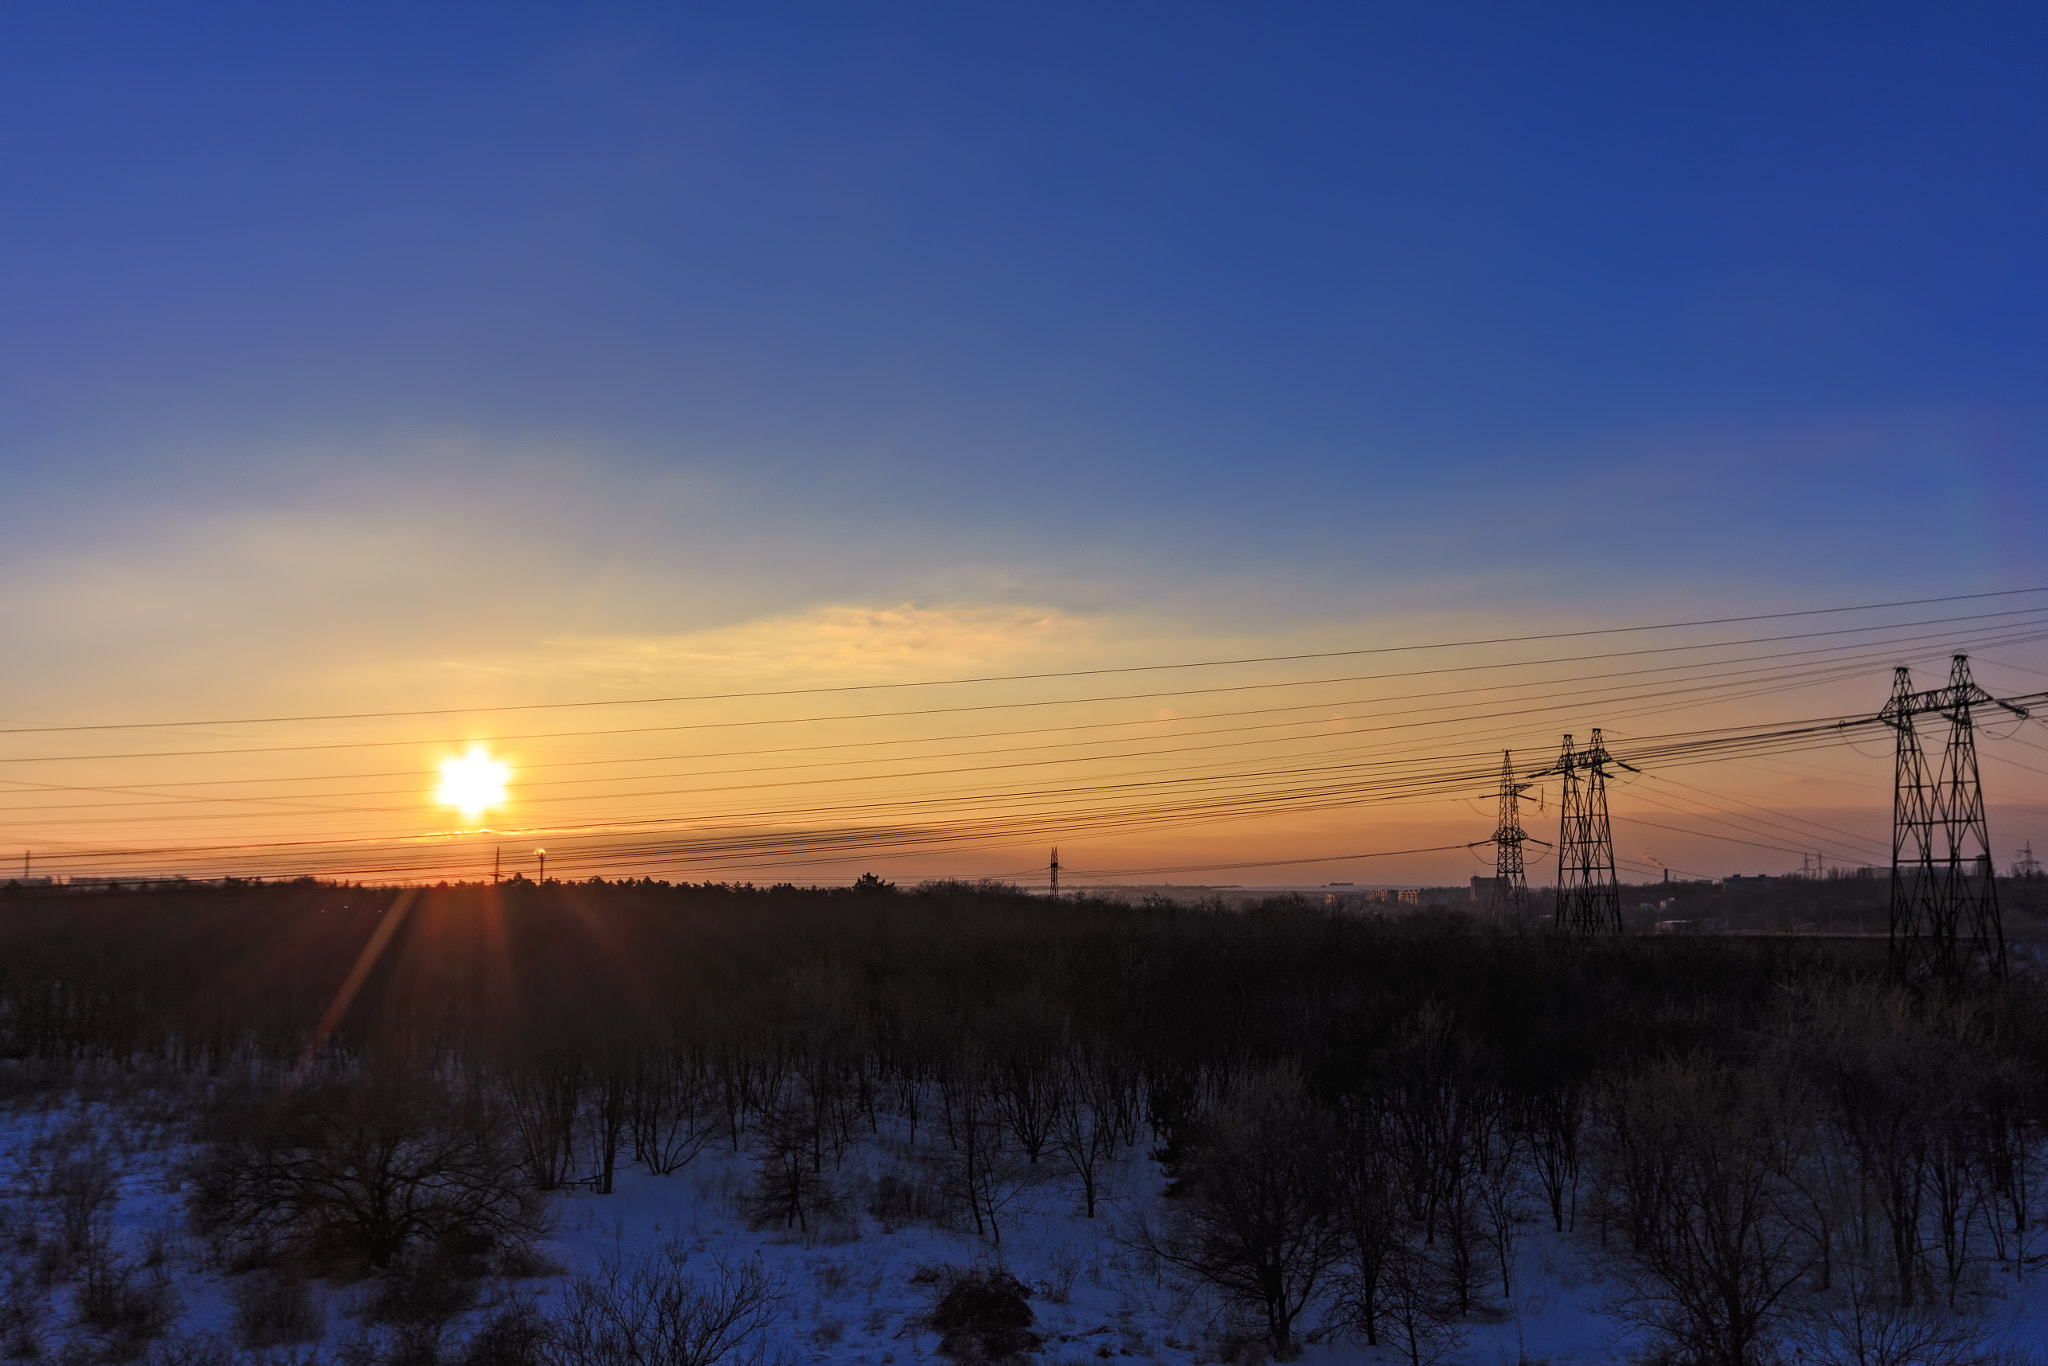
[{"left": 2, "top": 4, "right": 2045, "bottom": 885}]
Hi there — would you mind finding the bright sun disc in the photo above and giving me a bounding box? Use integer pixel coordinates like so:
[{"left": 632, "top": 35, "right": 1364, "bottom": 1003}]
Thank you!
[{"left": 437, "top": 749, "right": 508, "bottom": 821}]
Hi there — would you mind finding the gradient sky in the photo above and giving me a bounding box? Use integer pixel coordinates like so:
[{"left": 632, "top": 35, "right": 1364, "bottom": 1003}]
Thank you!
[{"left": 3, "top": 5, "right": 2045, "bottom": 883}]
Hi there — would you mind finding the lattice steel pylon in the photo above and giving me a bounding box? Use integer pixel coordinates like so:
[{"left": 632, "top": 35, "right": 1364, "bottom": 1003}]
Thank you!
[
  {"left": 1883, "top": 666, "right": 1939, "bottom": 978},
  {"left": 1554, "top": 729, "right": 1627, "bottom": 933},
  {"left": 1886, "top": 655, "right": 2026, "bottom": 981},
  {"left": 1488, "top": 750, "right": 1532, "bottom": 923}
]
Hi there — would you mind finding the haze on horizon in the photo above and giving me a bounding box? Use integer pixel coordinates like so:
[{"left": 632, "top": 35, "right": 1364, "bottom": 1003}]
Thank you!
[{"left": 1, "top": 5, "right": 2044, "bottom": 887}]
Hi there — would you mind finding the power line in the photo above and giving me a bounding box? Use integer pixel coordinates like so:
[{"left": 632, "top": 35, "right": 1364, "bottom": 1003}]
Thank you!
[
  {"left": 3, "top": 587, "right": 2043, "bottom": 736},
  {"left": 12, "top": 622, "right": 2020, "bottom": 817}
]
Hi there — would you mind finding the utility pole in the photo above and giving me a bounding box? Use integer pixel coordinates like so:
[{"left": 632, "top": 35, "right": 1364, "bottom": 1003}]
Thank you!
[
  {"left": 1487, "top": 751, "right": 1532, "bottom": 922},
  {"left": 1554, "top": 729, "right": 1630, "bottom": 933},
  {"left": 493, "top": 847, "right": 501, "bottom": 884},
  {"left": 1049, "top": 847, "right": 1060, "bottom": 899}
]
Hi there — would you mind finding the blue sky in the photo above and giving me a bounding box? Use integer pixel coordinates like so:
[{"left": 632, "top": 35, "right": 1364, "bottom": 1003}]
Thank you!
[
  {"left": 6, "top": 5, "right": 2042, "bottom": 598},
  {"left": 1, "top": 5, "right": 2044, "bottom": 875}
]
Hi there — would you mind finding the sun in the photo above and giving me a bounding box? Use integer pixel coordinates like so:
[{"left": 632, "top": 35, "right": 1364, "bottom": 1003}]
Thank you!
[{"left": 437, "top": 748, "right": 509, "bottom": 822}]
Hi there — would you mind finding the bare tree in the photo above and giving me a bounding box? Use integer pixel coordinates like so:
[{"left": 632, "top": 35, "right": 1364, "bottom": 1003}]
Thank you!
[
  {"left": 1048, "top": 1043, "right": 1124, "bottom": 1217},
  {"left": 1521, "top": 1072, "right": 1585, "bottom": 1233},
  {"left": 1386, "top": 1005, "right": 1488, "bottom": 1314},
  {"left": 1328, "top": 1092, "right": 1403, "bottom": 1349},
  {"left": 1822, "top": 994, "right": 1939, "bottom": 1309},
  {"left": 196, "top": 1075, "right": 544, "bottom": 1273},
  {"left": 939, "top": 1060, "right": 1031, "bottom": 1244},
  {"left": 630, "top": 1045, "right": 718, "bottom": 1177},
  {"left": 1377, "top": 1235, "right": 1467, "bottom": 1366},
  {"left": 587, "top": 1054, "right": 631, "bottom": 1195},
  {"left": 502, "top": 1054, "right": 584, "bottom": 1192},
  {"left": 1791, "top": 1216, "right": 2009, "bottom": 1366},
  {"left": 1979, "top": 1055, "right": 2042, "bottom": 1283},
  {"left": 1471, "top": 1091, "right": 1526, "bottom": 1300},
  {"left": 746, "top": 1076, "right": 835, "bottom": 1233},
  {"left": 1600, "top": 1057, "right": 1815, "bottom": 1366},
  {"left": 1140, "top": 1069, "right": 1340, "bottom": 1358}
]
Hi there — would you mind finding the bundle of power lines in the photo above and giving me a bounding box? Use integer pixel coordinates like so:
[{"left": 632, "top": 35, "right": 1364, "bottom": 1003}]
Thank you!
[{"left": 2, "top": 590, "right": 2045, "bottom": 887}]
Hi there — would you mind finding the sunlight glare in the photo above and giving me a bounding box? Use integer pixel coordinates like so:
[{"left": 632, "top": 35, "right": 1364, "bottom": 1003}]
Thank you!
[{"left": 437, "top": 748, "right": 509, "bottom": 821}]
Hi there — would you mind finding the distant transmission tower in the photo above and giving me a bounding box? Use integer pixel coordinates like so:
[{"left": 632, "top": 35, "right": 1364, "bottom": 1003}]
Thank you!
[
  {"left": 1554, "top": 729, "right": 1628, "bottom": 933},
  {"left": 1488, "top": 751, "right": 1532, "bottom": 922},
  {"left": 1049, "top": 847, "right": 1060, "bottom": 899},
  {"left": 1885, "top": 655, "right": 2026, "bottom": 981}
]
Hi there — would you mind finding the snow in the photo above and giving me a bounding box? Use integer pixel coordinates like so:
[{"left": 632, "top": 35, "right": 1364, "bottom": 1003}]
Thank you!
[{"left": 5, "top": 1086, "right": 2046, "bottom": 1364}]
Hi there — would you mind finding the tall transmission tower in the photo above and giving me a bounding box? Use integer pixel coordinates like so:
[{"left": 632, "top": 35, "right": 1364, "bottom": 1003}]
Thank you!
[
  {"left": 1554, "top": 729, "right": 1630, "bottom": 933},
  {"left": 1488, "top": 750, "right": 1533, "bottom": 922},
  {"left": 1882, "top": 666, "right": 1937, "bottom": 977},
  {"left": 1049, "top": 847, "right": 1060, "bottom": 899},
  {"left": 1885, "top": 655, "right": 2027, "bottom": 981}
]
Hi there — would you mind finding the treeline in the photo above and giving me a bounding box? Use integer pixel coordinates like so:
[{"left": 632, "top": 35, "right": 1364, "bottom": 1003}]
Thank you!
[{"left": 5, "top": 879, "right": 2047, "bottom": 1364}]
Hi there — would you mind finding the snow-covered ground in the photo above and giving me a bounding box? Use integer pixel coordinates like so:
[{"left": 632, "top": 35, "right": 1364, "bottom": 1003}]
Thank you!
[{"left": 7, "top": 1085, "right": 2048, "bottom": 1364}]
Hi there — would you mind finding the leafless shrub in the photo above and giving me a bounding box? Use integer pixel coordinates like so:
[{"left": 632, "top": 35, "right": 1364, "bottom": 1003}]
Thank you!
[
  {"left": 1038, "top": 1247, "right": 1082, "bottom": 1305},
  {"left": 46, "top": 1151, "right": 116, "bottom": 1258},
  {"left": 1, "top": 1276, "right": 47, "bottom": 1359},
  {"left": 865, "top": 1160, "right": 950, "bottom": 1231},
  {"left": 1788, "top": 1191, "right": 2019, "bottom": 1366},
  {"left": 921, "top": 1266, "right": 1039, "bottom": 1362},
  {"left": 76, "top": 1240, "right": 181, "bottom": 1359},
  {"left": 231, "top": 1268, "right": 323, "bottom": 1350},
  {"left": 1791, "top": 1277, "right": 2010, "bottom": 1366},
  {"left": 460, "top": 1300, "right": 547, "bottom": 1366},
  {"left": 539, "top": 1243, "right": 783, "bottom": 1366},
  {"left": 364, "top": 1246, "right": 480, "bottom": 1328},
  {"left": 143, "top": 1334, "right": 236, "bottom": 1366},
  {"left": 460, "top": 1302, "right": 548, "bottom": 1366},
  {"left": 384, "top": 1315, "right": 447, "bottom": 1366}
]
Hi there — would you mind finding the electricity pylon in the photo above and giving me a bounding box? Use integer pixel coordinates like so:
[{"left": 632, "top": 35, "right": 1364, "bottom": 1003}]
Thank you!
[
  {"left": 1883, "top": 666, "right": 1939, "bottom": 978},
  {"left": 1887, "top": 655, "right": 2025, "bottom": 980},
  {"left": 1555, "top": 729, "right": 1631, "bottom": 933},
  {"left": 1488, "top": 750, "right": 1533, "bottom": 923}
]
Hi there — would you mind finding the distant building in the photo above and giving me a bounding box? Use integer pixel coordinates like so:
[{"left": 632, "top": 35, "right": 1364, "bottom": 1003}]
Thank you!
[
  {"left": 1724, "top": 874, "right": 1779, "bottom": 892},
  {"left": 1471, "top": 875, "right": 1502, "bottom": 903}
]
